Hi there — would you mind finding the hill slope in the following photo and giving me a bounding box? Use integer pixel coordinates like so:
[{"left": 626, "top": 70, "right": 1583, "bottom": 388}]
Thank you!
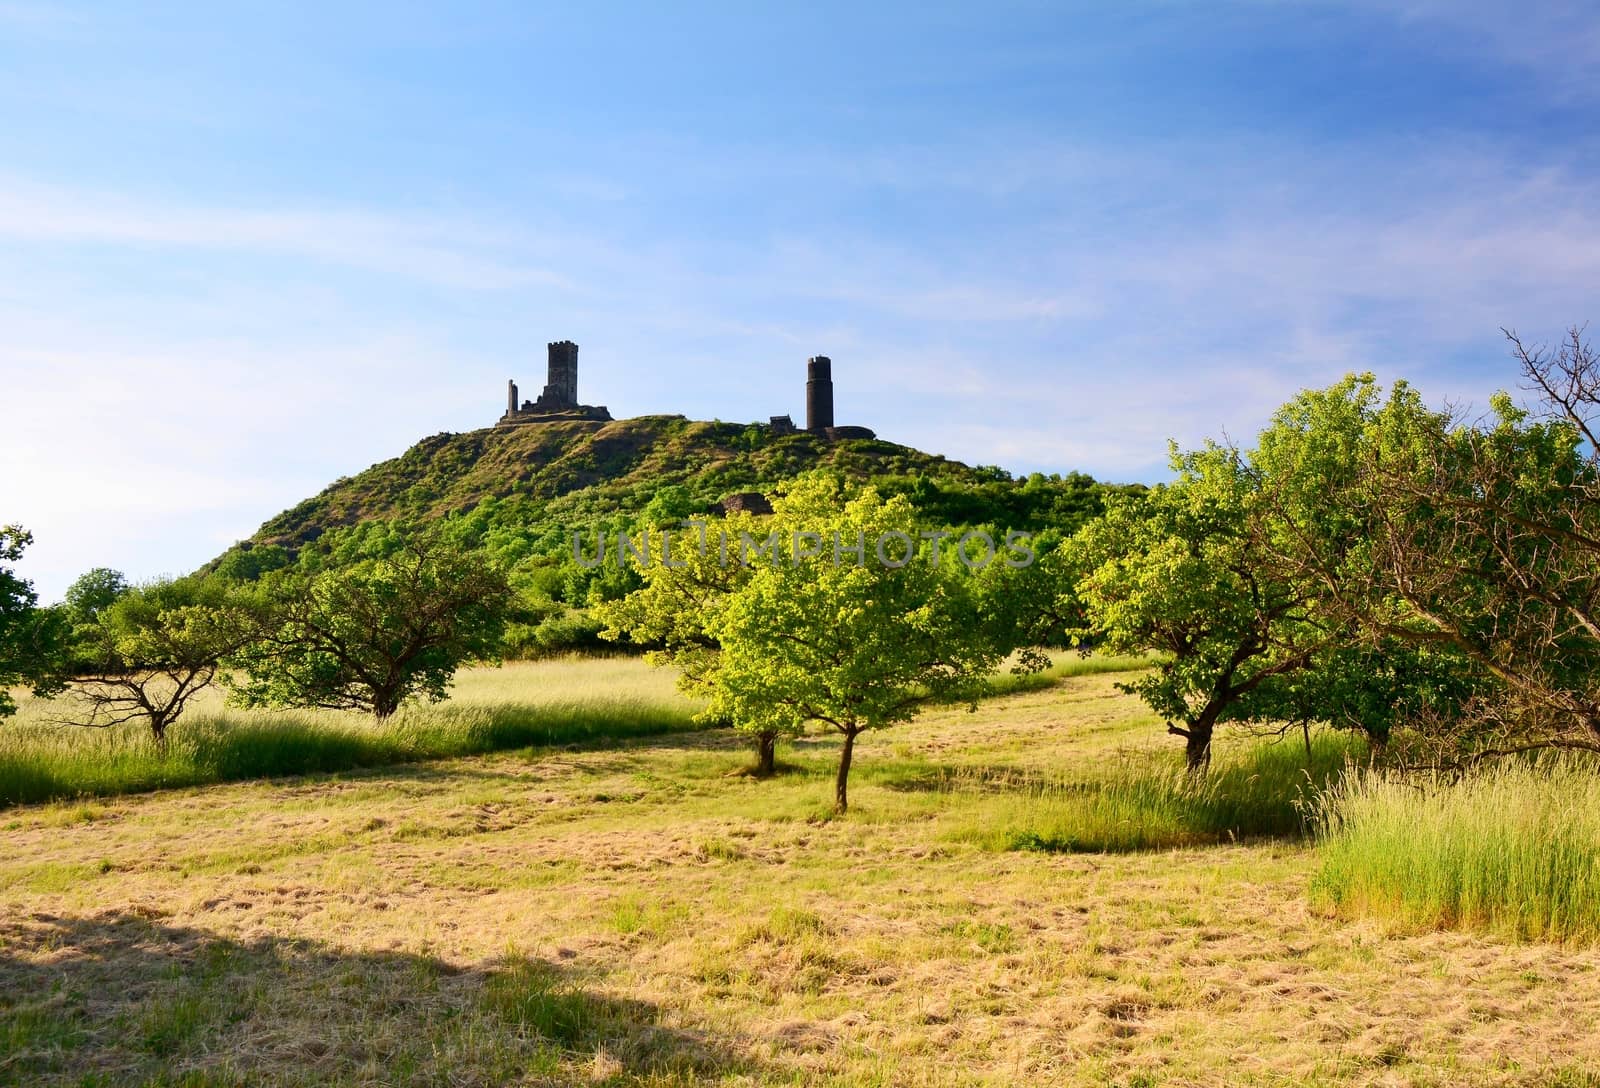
[
  {"left": 215, "top": 413, "right": 1128, "bottom": 653},
  {"left": 247, "top": 415, "right": 1109, "bottom": 550}
]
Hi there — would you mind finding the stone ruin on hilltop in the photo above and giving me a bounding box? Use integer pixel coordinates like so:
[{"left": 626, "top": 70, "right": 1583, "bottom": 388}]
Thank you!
[
  {"left": 500, "top": 341, "right": 613, "bottom": 424},
  {"left": 498, "top": 343, "right": 875, "bottom": 440}
]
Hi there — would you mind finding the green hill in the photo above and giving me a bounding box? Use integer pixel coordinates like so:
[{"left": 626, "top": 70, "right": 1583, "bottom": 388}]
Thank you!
[
  {"left": 218, "top": 414, "right": 1133, "bottom": 654},
  {"left": 247, "top": 414, "right": 1123, "bottom": 549}
]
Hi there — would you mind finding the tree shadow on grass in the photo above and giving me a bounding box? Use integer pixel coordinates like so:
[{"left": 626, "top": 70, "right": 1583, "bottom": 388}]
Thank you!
[
  {"left": 867, "top": 761, "right": 1057, "bottom": 795},
  {"left": 0, "top": 911, "right": 757, "bottom": 1087}
]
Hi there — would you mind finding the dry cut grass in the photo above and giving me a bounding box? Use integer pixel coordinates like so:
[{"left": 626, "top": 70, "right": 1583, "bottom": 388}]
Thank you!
[{"left": 2, "top": 662, "right": 1599, "bottom": 1086}]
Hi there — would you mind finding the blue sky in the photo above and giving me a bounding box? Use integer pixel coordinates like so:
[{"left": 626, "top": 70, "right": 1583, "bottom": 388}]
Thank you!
[{"left": 3, "top": 1, "right": 1599, "bottom": 600}]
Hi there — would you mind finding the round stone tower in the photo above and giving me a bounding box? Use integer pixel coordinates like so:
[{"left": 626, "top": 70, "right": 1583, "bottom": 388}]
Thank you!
[{"left": 805, "top": 355, "right": 834, "bottom": 433}]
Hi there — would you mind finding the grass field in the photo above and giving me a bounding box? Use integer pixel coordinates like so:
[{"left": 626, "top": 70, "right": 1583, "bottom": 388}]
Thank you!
[
  {"left": 3, "top": 658, "right": 1600, "bottom": 1086},
  {"left": 0, "top": 658, "right": 700, "bottom": 808}
]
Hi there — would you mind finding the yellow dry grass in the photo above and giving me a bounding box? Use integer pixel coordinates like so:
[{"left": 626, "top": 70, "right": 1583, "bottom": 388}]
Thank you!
[{"left": 2, "top": 661, "right": 1598, "bottom": 1086}]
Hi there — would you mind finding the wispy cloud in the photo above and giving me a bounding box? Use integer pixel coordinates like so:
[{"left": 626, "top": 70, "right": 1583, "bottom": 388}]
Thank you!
[
  {"left": 0, "top": 177, "right": 570, "bottom": 291},
  {"left": 1336, "top": 0, "right": 1600, "bottom": 96}
]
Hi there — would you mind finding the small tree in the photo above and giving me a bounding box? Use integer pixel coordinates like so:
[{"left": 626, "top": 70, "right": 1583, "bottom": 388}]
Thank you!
[
  {"left": 57, "top": 576, "right": 249, "bottom": 746},
  {"left": 705, "top": 476, "right": 1008, "bottom": 812},
  {"left": 595, "top": 513, "right": 798, "bottom": 775},
  {"left": 1068, "top": 444, "right": 1333, "bottom": 771},
  {"left": 230, "top": 535, "right": 511, "bottom": 720}
]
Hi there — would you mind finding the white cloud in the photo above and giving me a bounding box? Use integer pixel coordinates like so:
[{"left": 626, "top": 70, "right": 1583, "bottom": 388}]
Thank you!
[{"left": 0, "top": 176, "right": 571, "bottom": 291}]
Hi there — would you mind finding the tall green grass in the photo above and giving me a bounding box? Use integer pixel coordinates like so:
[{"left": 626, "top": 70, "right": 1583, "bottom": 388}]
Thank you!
[
  {"left": 950, "top": 730, "right": 1366, "bottom": 852},
  {"left": 1310, "top": 757, "right": 1600, "bottom": 943},
  {"left": 0, "top": 659, "right": 700, "bottom": 808}
]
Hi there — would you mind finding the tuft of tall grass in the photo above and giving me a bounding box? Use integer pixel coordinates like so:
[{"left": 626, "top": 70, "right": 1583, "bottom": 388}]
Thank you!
[
  {"left": 1309, "top": 756, "right": 1600, "bottom": 943},
  {"left": 0, "top": 659, "right": 700, "bottom": 808},
  {"left": 951, "top": 730, "right": 1365, "bottom": 852}
]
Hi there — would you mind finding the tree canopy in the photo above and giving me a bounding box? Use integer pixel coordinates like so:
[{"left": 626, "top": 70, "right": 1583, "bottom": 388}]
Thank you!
[
  {"left": 701, "top": 475, "right": 1017, "bottom": 811},
  {"left": 0, "top": 526, "right": 64, "bottom": 717},
  {"left": 228, "top": 531, "right": 512, "bottom": 719}
]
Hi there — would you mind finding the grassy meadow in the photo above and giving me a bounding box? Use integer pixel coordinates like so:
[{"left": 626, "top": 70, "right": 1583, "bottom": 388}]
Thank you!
[
  {"left": 3, "top": 657, "right": 1600, "bottom": 1086},
  {"left": 0, "top": 658, "right": 699, "bottom": 808}
]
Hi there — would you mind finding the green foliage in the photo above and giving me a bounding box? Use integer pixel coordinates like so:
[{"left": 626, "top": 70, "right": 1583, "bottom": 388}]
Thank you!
[
  {"left": 229, "top": 532, "right": 512, "bottom": 719},
  {"left": 224, "top": 417, "right": 1126, "bottom": 661},
  {"left": 1063, "top": 374, "right": 1482, "bottom": 768},
  {"left": 210, "top": 543, "right": 290, "bottom": 583},
  {"left": 1065, "top": 443, "right": 1323, "bottom": 769},
  {"left": 57, "top": 575, "right": 253, "bottom": 742},
  {"left": 502, "top": 608, "right": 608, "bottom": 658},
  {"left": 596, "top": 506, "right": 788, "bottom": 774},
  {"left": 0, "top": 526, "right": 63, "bottom": 717},
  {"left": 62, "top": 567, "right": 129, "bottom": 625},
  {"left": 703, "top": 476, "right": 1017, "bottom": 810}
]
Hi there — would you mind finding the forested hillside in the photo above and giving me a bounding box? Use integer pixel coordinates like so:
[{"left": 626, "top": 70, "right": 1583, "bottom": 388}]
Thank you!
[{"left": 212, "top": 415, "right": 1135, "bottom": 654}]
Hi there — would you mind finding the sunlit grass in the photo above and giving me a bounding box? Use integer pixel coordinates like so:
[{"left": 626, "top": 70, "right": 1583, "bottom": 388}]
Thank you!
[
  {"left": 4, "top": 667, "right": 1600, "bottom": 1084},
  {"left": 1310, "top": 755, "right": 1600, "bottom": 943},
  {"left": 977, "top": 650, "right": 1163, "bottom": 698},
  {"left": 0, "top": 657, "right": 700, "bottom": 808},
  {"left": 947, "top": 729, "right": 1368, "bottom": 852}
]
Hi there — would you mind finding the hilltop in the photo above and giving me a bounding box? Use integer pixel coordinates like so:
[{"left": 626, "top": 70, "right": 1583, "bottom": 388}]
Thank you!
[
  {"left": 215, "top": 414, "right": 1128, "bottom": 654},
  {"left": 245, "top": 414, "right": 1120, "bottom": 551}
]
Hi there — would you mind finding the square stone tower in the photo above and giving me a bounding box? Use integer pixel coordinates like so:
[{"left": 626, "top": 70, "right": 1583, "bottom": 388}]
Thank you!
[{"left": 537, "top": 340, "right": 579, "bottom": 410}]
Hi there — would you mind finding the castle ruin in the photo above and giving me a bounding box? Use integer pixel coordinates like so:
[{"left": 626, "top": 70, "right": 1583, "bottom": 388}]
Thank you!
[
  {"left": 496, "top": 343, "right": 872, "bottom": 439},
  {"left": 802, "top": 354, "right": 874, "bottom": 440},
  {"left": 499, "top": 340, "right": 612, "bottom": 425}
]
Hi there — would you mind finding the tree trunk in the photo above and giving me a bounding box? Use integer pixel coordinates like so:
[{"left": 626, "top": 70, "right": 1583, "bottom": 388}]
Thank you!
[
  {"left": 754, "top": 731, "right": 778, "bottom": 777},
  {"left": 834, "top": 725, "right": 859, "bottom": 813},
  {"left": 1184, "top": 720, "right": 1213, "bottom": 774},
  {"left": 1365, "top": 731, "right": 1388, "bottom": 764},
  {"left": 373, "top": 690, "right": 400, "bottom": 721}
]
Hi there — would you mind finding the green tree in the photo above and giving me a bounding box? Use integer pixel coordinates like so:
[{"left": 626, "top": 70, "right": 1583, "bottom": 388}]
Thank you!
[
  {"left": 0, "top": 526, "right": 65, "bottom": 717},
  {"left": 212, "top": 543, "right": 291, "bottom": 583},
  {"left": 1288, "top": 329, "right": 1600, "bottom": 762},
  {"left": 1248, "top": 372, "right": 1482, "bottom": 754},
  {"left": 230, "top": 534, "right": 511, "bottom": 720},
  {"left": 1067, "top": 443, "right": 1334, "bottom": 771},
  {"left": 704, "top": 476, "right": 1009, "bottom": 812},
  {"left": 57, "top": 576, "right": 250, "bottom": 746},
  {"left": 595, "top": 512, "right": 794, "bottom": 775},
  {"left": 63, "top": 567, "right": 130, "bottom": 625},
  {"left": 1066, "top": 374, "right": 1485, "bottom": 770}
]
